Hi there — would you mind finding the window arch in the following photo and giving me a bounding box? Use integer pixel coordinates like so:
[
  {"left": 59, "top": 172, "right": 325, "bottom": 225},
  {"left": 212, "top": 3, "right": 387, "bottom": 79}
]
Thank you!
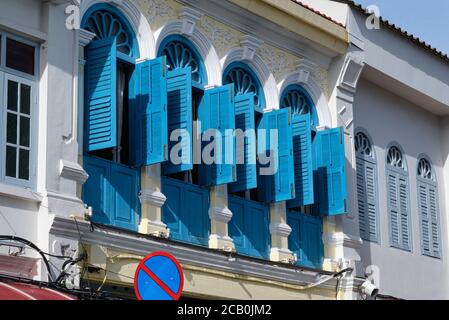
[
  {"left": 158, "top": 35, "right": 206, "bottom": 84},
  {"left": 82, "top": 4, "right": 138, "bottom": 57},
  {"left": 385, "top": 144, "right": 411, "bottom": 251},
  {"left": 223, "top": 62, "right": 265, "bottom": 110},
  {"left": 280, "top": 84, "right": 318, "bottom": 127},
  {"left": 416, "top": 156, "right": 441, "bottom": 258},
  {"left": 355, "top": 130, "right": 379, "bottom": 243}
]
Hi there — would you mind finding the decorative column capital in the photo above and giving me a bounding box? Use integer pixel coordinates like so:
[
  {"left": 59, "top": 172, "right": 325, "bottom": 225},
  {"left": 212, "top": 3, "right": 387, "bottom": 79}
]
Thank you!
[
  {"left": 240, "top": 35, "right": 264, "bottom": 61},
  {"left": 208, "top": 206, "right": 233, "bottom": 223},
  {"left": 60, "top": 160, "right": 89, "bottom": 184},
  {"left": 178, "top": 6, "right": 203, "bottom": 36},
  {"left": 139, "top": 189, "right": 167, "bottom": 208},
  {"left": 269, "top": 222, "right": 292, "bottom": 238},
  {"left": 79, "top": 29, "right": 96, "bottom": 47}
]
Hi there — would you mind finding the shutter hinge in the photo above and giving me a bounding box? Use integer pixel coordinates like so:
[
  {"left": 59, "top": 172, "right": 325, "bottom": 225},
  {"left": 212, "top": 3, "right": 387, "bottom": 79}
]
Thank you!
[{"left": 164, "top": 144, "right": 167, "bottom": 160}]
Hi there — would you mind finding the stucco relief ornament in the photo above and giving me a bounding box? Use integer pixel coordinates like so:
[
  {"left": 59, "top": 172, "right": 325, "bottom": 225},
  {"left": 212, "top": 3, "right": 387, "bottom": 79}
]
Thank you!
[
  {"left": 141, "top": 0, "right": 174, "bottom": 24},
  {"left": 197, "top": 17, "right": 239, "bottom": 55},
  {"left": 258, "top": 45, "right": 295, "bottom": 80}
]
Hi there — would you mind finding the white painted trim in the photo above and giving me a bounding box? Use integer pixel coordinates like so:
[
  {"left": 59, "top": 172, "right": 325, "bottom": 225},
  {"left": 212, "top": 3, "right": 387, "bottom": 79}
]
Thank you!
[
  {"left": 0, "top": 182, "right": 43, "bottom": 203},
  {"left": 209, "top": 206, "right": 233, "bottom": 223},
  {"left": 78, "top": 28, "right": 96, "bottom": 47},
  {"left": 0, "top": 18, "right": 47, "bottom": 43},
  {"left": 59, "top": 160, "right": 89, "bottom": 184},
  {"left": 80, "top": 0, "right": 155, "bottom": 59},
  {"left": 138, "top": 189, "right": 167, "bottom": 207},
  {"left": 221, "top": 47, "right": 279, "bottom": 109},
  {"left": 155, "top": 20, "right": 222, "bottom": 86}
]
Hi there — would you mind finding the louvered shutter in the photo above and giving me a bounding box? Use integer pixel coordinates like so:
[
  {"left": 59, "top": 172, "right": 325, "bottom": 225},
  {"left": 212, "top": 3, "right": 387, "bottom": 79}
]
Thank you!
[
  {"left": 132, "top": 57, "right": 168, "bottom": 166},
  {"left": 418, "top": 180, "right": 441, "bottom": 258},
  {"left": 229, "top": 93, "right": 257, "bottom": 192},
  {"left": 387, "top": 170, "right": 410, "bottom": 251},
  {"left": 162, "top": 68, "right": 193, "bottom": 174},
  {"left": 85, "top": 37, "right": 117, "bottom": 152},
  {"left": 198, "top": 84, "right": 236, "bottom": 186},
  {"left": 287, "top": 114, "right": 314, "bottom": 208},
  {"left": 258, "top": 108, "right": 295, "bottom": 203},
  {"left": 313, "top": 127, "right": 347, "bottom": 215},
  {"left": 357, "top": 157, "right": 379, "bottom": 242}
]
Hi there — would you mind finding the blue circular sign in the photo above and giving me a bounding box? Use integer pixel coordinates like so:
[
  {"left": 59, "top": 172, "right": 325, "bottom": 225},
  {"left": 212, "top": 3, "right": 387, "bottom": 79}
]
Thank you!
[{"left": 134, "top": 251, "right": 184, "bottom": 300}]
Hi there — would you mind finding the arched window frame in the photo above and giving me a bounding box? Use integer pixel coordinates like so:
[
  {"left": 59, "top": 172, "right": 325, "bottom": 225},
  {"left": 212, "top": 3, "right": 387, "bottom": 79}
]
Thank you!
[
  {"left": 385, "top": 143, "right": 412, "bottom": 251},
  {"left": 81, "top": 3, "right": 139, "bottom": 59},
  {"left": 354, "top": 129, "right": 380, "bottom": 243},
  {"left": 280, "top": 84, "right": 319, "bottom": 128},
  {"left": 223, "top": 62, "right": 266, "bottom": 111},
  {"left": 157, "top": 35, "right": 207, "bottom": 85},
  {"left": 416, "top": 155, "right": 442, "bottom": 258}
]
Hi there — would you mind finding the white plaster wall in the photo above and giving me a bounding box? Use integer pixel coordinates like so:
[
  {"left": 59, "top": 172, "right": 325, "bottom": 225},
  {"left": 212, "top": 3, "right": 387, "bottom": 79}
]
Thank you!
[{"left": 353, "top": 78, "right": 449, "bottom": 299}]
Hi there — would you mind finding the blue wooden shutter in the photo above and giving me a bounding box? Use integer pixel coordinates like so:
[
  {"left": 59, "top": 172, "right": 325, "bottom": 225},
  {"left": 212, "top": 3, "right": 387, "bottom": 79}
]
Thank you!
[
  {"left": 387, "top": 170, "right": 410, "bottom": 251},
  {"left": 357, "top": 157, "right": 379, "bottom": 242},
  {"left": 110, "top": 163, "right": 140, "bottom": 231},
  {"left": 287, "top": 114, "right": 314, "bottom": 208},
  {"left": 83, "top": 156, "right": 111, "bottom": 225},
  {"left": 230, "top": 93, "right": 257, "bottom": 192},
  {"left": 300, "top": 214, "right": 323, "bottom": 268},
  {"left": 161, "top": 177, "right": 209, "bottom": 247},
  {"left": 133, "top": 57, "right": 168, "bottom": 166},
  {"left": 85, "top": 37, "right": 117, "bottom": 152},
  {"left": 313, "top": 127, "right": 347, "bottom": 216},
  {"left": 427, "top": 184, "right": 441, "bottom": 257},
  {"left": 258, "top": 108, "right": 295, "bottom": 203},
  {"left": 162, "top": 68, "right": 193, "bottom": 175},
  {"left": 228, "top": 196, "right": 270, "bottom": 259},
  {"left": 198, "top": 84, "right": 236, "bottom": 186},
  {"left": 287, "top": 211, "right": 323, "bottom": 269}
]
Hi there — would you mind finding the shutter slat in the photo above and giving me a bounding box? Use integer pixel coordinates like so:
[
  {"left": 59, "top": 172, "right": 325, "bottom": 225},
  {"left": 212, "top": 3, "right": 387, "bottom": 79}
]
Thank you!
[
  {"left": 287, "top": 114, "right": 314, "bottom": 208},
  {"left": 162, "top": 68, "right": 193, "bottom": 174},
  {"left": 258, "top": 108, "right": 295, "bottom": 203},
  {"left": 198, "top": 84, "right": 236, "bottom": 186},
  {"left": 85, "top": 37, "right": 117, "bottom": 151},
  {"left": 230, "top": 93, "right": 257, "bottom": 192},
  {"left": 313, "top": 127, "right": 347, "bottom": 215}
]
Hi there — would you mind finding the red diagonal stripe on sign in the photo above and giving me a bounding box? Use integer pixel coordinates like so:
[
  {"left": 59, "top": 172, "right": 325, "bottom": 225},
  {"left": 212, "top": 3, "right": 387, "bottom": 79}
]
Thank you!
[{"left": 140, "top": 263, "right": 178, "bottom": 300}]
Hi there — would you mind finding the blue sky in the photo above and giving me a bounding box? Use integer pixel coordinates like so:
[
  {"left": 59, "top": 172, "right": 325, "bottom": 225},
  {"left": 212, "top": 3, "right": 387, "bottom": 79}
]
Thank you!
[{"left": 354, "top": 0, "right": 449, "bottom": 55}]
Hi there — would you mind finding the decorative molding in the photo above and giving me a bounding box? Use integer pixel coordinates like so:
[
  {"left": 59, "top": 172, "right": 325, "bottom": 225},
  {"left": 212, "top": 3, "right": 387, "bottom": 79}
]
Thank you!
[
  {"left": 49, "top": 216, "right": 339, "bottom": 290},
  {"left": 59, "top": 160, "right": 89, "bottom": 184},
  {"left": 296, "top": 58, "right": 317, "bottom": 84},
  {"left": 138, "top": 189, "right": 167, "bottom": 207},
  {"left": 338, "top": 53, "right": 365, "bottom": 93},
  {"left": 240, "top": 35, "right": 263, "bottom": 61},
  {"left": 78, "top": 28, "right": 96, "bottom": 47},
  {"left": 196, "top": 15, "right": 241, "bottom": 58},
  {"left": 269, "top": 222, "right": 292, "bottom": 238},
  {"left": 324, "top": 232, "right": 363, "bottom": 250},
  {"left": 209, "top": 206, "right": 233, "bottom": 223},
  {"left": 257, "top": 44, "right": 296, "bottom": 82},
  {"left": 178, "top": 6, "right": 203, "bottom": 36},
  {"left": 156, "top": 20, "right": 221, "bottom": 86}
]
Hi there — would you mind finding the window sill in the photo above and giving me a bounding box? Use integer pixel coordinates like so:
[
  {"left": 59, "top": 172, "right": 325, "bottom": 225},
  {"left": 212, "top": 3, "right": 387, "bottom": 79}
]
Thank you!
[{"left": 0, "top": 183, "right": 43, "bottom": 203}]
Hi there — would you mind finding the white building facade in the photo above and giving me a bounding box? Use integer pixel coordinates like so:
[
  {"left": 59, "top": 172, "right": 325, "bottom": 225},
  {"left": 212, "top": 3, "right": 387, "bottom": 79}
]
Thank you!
[{"left": 0, "top": 0, "right": 447, "bottom": 300}]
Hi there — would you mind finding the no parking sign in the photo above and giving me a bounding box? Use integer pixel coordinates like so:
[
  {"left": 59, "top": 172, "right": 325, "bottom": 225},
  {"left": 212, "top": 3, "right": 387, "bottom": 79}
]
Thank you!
[{"left": 134, "top": 251, "right": 184, "bottom": 300}]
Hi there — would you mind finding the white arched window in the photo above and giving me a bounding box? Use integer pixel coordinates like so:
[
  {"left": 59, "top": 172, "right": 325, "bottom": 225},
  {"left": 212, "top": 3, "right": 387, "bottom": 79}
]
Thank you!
[
  {"left": 355, "top": 131, "right": 379, "bottom": 242},
  {"left": 416, "top": 157, "right": 441, "bottom": 258},
  {"left": 386, "top": 145, "right": 411, "bottom": 251}
]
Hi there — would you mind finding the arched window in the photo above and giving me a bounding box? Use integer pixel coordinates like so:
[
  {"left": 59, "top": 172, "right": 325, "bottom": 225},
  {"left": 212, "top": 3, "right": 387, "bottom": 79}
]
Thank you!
[
  {"left": 280, "top": 84, "right": 318, "bottom": 127},
  {"left": 82, "top": 6, "right": 137, "bottom": 57},
  {"left": 355, "top": 131, "right": 379, "bottom": 242},
  {"left": 416, "top": 157, "right": 441, "bottom": 258},
  {"left": 223, "top": 62, "right": 265, "bottom": 111},
  {"left": 81, "top": 5, "right": 141, "bottom": 232},
  {"left": 386, "top": 144, "right": 411, "bottom": 251},
  {"left": 158, "top": 35, "right": 206, "bottom": 84}
]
